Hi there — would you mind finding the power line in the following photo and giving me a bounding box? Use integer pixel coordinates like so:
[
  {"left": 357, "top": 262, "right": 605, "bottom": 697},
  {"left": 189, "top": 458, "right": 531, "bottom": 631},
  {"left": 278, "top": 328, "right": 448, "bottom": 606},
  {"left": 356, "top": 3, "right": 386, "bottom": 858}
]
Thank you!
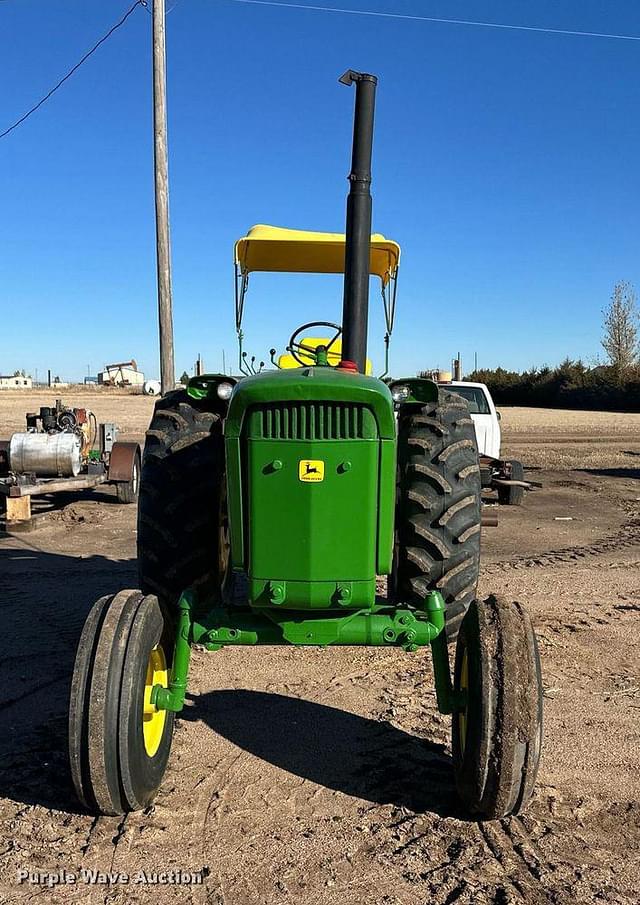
[
  {"left": 0, "top": 0, "right": 147, "bottom": 141},
  {"left": 229, "top": 0, "right": 640, "bottom": 42},
  {"left": 142, "top": 0, "right": 184, "bottom": 15}
]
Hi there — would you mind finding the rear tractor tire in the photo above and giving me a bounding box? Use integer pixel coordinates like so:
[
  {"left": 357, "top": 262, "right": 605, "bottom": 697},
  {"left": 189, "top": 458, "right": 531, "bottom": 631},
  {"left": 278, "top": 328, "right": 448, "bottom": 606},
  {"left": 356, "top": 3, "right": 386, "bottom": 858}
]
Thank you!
[
  {"left": 392, "top": 389, "right": 482, "bottom": 642},
  {"left": 137, "top": 390, "right": 228, "bottom": 614},
  {"left": 69, "top": 591, "right": 174, "bottom": 815},
  {"left": 452, "top": 595, "right": 543, "bottom": 819}
]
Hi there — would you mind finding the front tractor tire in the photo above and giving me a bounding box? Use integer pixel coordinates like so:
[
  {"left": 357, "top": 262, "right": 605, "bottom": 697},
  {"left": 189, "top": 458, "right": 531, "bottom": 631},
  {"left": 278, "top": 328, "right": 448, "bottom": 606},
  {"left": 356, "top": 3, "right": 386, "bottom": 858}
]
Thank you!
[
  {"left": 137, "top": 390, "right": 227, "bottom": 614},
  {"left": 68, "top": 591, "right": 174, "bottom": 815},
  {"left": 452, "top": 595, "right": 543, "bottom": 819},
  {"left": 392, "top": 389, "right": 481, "bottom": 642}
]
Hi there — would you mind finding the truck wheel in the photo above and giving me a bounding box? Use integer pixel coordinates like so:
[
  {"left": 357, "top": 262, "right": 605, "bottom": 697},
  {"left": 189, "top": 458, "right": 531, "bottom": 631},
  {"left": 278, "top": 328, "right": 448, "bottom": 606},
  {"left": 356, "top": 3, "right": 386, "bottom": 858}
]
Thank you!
[
  {"left": 115, "top": 450, "right": 141, "bottom": 504},
  {"left": 69, "top": 591, "right": 175, "bottom": 815},
  {"left": 498, "top": 459, "right": 524, "bottom": 506},
  {"left": 452, "top": 595, "right": 543, "bottom": 819},
  {"left": 392, "top": 389, "right": 481, "bottom": 642},
  {"left": 138, "top": 390, "right": 227, "bottom": 613}
]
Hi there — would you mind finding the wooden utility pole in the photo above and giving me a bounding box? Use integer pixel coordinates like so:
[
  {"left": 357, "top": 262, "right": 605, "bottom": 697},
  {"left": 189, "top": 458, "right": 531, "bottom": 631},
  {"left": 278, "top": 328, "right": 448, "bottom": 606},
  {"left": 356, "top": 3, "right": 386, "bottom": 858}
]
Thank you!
[{"left": 153, "top": 0, "right": 175, "bottom": 395}]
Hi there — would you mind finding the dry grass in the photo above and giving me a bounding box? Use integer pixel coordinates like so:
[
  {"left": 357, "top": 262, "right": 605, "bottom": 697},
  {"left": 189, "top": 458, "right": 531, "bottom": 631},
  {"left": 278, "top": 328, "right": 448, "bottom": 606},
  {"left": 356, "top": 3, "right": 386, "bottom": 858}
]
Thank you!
[
  {"left": 500, "top": 406, "right": 640, "bottom": 435},
  {"left": 499, "top": 406, "right": 640, "bottom": 470},
  {"left": 0, "top": 390, "right": 154, "bottom": 443},
  {"left": 2, "top": 395, "right": 640, "bottom": 470}
]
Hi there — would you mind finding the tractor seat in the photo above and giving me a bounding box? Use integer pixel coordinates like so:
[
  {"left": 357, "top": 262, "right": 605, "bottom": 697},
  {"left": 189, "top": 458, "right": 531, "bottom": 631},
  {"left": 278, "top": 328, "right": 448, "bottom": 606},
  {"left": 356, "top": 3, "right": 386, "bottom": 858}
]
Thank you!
[{"left": 278, "top": 337, "right": 373, "bottom": 375}]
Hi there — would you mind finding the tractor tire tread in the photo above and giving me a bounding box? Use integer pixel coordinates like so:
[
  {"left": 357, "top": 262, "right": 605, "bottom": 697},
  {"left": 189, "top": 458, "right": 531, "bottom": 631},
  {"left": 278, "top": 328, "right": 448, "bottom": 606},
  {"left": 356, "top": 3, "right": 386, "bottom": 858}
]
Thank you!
[
  {"left": 452, "top": 595, "right": 543, "bottom": 818},
  {"left": 85, "top": 590, "right": 144, "bottom": 815},
  {"left": 393, "top": 388, "right": 482, "bottom": 642},
  {"left": 68, "top": 593, "right": 113, "bottom": 811},
  {"left": 137, "top": 390, "right": 225, "bottom": 612}
]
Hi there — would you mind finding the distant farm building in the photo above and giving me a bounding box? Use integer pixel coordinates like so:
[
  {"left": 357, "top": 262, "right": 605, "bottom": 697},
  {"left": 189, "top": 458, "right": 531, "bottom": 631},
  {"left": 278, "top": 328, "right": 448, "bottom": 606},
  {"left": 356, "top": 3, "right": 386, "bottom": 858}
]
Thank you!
[
  {"left": 98, "top": 360, "right": 144, "bottom": 388},
  {"left": 0, "top": 375, "right": 33, "bottom": 389}
]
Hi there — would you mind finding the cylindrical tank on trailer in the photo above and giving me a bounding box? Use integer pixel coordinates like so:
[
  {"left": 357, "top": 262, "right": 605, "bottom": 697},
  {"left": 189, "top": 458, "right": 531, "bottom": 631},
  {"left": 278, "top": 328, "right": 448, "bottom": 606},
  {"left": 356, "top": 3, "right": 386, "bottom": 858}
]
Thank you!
[{"left": 8, "top": 432, "right": 82, "bottom": 477}]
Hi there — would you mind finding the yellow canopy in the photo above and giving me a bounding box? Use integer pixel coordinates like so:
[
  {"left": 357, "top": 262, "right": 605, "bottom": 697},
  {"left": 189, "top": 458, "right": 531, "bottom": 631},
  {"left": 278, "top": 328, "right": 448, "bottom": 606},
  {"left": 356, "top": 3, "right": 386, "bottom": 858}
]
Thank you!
[
  {"left": 276, "top": 337, "right": 373, "bottom": 376},
  {"left": 234, "top": 225, "right": 400, "bottom": 286}
]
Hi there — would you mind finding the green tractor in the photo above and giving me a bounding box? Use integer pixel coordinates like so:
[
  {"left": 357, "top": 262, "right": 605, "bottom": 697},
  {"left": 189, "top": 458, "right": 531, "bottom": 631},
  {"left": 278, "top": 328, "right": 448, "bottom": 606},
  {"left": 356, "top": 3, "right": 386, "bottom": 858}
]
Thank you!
[{"left": 69, "top": 71, "right": 542, "bottom": 820}]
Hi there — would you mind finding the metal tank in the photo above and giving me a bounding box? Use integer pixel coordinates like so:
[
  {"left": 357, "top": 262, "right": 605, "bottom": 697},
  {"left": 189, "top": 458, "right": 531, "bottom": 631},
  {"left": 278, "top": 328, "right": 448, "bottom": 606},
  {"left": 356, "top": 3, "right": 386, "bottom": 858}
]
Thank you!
[{"left": 9, "top": 432, "right": 82, "bottom": 477}]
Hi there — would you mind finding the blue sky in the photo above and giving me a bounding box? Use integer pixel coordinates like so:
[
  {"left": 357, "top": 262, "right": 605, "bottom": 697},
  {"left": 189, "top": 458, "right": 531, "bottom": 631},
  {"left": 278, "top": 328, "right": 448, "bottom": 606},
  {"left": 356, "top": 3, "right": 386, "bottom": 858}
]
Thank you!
[{"left": 1, "top": 0, "right": 639, "bottom": 381}]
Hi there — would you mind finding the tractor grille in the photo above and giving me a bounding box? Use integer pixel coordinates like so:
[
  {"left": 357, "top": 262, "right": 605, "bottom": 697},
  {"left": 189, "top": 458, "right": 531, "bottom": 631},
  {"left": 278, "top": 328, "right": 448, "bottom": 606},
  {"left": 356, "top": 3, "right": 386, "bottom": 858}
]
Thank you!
[{"left": 248, "top": 402, "right": 376, "bottom": 440}]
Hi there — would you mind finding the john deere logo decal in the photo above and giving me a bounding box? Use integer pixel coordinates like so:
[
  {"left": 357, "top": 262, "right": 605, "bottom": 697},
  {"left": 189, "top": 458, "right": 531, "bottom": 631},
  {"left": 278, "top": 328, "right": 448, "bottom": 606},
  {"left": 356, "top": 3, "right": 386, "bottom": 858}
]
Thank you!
[{"left": 299, "top": 459, "right": 325, "bottom": 482}]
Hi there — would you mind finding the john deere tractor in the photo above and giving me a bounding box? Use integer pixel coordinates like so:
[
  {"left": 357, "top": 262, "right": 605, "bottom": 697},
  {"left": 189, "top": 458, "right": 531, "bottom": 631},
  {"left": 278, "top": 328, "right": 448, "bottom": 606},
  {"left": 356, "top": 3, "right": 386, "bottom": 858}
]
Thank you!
[{"left": 69, "top": 71, "right": 542, "bottom": 819}]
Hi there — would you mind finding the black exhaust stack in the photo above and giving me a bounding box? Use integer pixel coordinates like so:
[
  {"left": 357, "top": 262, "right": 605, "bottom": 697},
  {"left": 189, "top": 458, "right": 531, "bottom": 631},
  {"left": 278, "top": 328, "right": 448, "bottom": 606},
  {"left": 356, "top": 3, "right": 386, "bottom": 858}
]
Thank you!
[{"left": 339, "top": 70, "right": 377, "bottom": 373}]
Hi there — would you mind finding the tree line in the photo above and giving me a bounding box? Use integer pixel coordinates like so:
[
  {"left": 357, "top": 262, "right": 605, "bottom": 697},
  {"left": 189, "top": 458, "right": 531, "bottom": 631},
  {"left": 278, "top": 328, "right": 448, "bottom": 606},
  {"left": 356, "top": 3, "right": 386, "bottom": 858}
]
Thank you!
[{"left": 466, "top": 281, "right": 640, "bottom": 410}]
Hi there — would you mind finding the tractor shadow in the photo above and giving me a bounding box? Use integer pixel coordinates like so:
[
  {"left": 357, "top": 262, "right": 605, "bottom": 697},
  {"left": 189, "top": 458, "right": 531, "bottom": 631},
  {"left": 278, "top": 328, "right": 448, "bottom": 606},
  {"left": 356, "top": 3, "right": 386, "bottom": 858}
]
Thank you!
[
  {"left": 0, "top": 543, "right": 136, "bottom": 814},
  {"left": 0, "top": 536, "right": 460, "bottom": 818},
  {"left": 184, "top": 689, "right": 461, "bottom": 818}
]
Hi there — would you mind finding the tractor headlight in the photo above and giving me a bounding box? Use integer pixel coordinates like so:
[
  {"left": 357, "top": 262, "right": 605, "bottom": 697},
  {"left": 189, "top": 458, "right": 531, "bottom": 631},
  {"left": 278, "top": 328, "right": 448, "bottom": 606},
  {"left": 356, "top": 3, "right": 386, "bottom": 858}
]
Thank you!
[
  {"left": 391, "top": 384, "right": 410, "bottom": 403},
  {"left": 217, "top": 382, "right": 234, "bottom": 401}
]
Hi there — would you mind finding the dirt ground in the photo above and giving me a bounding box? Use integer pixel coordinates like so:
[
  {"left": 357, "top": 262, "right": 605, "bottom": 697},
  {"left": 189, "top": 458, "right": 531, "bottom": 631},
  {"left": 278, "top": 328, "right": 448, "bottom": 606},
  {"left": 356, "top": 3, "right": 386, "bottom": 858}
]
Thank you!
[{"left": 0, "top": 394, "right": 639, "bottom": 904}]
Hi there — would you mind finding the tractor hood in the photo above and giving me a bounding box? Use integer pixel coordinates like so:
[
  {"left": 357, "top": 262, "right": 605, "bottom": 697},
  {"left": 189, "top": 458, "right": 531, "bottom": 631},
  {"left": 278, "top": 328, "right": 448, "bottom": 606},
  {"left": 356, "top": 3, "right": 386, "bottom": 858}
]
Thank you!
[
  {"left": 223, "top": 366, "right": 397, "bottom": 590},
  {"left": 225, "top": 367, "right": 396, "bottom": 441}
]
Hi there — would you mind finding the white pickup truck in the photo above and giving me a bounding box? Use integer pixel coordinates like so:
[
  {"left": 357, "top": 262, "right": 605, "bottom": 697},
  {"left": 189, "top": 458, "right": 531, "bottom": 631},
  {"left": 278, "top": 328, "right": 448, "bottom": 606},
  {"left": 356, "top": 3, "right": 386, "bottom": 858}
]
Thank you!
[{"left": 441, "top": 381, "right": 526, "bottom": 506}]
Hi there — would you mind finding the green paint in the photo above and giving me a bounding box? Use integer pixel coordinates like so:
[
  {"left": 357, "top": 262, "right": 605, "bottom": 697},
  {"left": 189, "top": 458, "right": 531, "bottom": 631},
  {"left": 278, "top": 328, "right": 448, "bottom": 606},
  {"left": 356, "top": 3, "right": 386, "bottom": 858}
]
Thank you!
[
  {"left": 225, "top": 435, "right": 245, "bottom": 568},
  {"left": 387, "top": 376, "right": 439, "bottom": 406},
  {"left": 420, "top": 592, "right": 466, "bottom": 714},
  {"left": 224, "top": 367, "right": 396, "bottom": 598},
  {"left": 225, "top": 367, "right": 396, "bottom": 440},
  {"left": 198, "top": 605, "right": 442, "bottom": 648},
  {"left": 151, "top": 590, "right": 194, "bottom": 713},
  {"left": 152, "top": 368, "right": 462, "bottom": 722},
  {"left": 152, "top": 590, "right": 454, "bottom": 714},
  {"left": 377, "top": 439, "right": 396, "bottom": 574},
  {"left": 246, "top": 436, "right": 378, "bottom": 609},
  {"left": 186, "top": 373, "right": 237, "bottom": 402},
  {"left": 314, "top": 346, "right": 329, "bottom": 366}
]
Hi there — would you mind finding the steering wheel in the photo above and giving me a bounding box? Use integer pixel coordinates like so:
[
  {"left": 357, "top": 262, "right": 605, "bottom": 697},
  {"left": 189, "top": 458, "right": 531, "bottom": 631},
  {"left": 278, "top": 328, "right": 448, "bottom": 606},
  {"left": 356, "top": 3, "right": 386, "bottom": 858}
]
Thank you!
[{"left": 288, "top": 321, "right": 342, "bottom": 366}]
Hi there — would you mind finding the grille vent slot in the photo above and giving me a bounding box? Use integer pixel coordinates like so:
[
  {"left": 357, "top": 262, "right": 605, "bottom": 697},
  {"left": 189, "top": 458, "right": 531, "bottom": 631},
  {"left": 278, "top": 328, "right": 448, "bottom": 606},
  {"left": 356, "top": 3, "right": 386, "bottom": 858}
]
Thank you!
[{"left": 250, "top": 403, "right": 375, "bottom": 440}]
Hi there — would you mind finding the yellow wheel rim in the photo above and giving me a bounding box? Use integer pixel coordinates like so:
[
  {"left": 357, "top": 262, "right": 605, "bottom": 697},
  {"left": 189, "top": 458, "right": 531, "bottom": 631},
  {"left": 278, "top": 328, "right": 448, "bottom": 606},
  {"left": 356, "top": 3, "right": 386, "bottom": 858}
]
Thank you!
[
  {"left": 458, "top": 647, "right": 469, "bottom": 757},
  {"left": 142, "top": 645, "right": 168, "bottom": 757}
]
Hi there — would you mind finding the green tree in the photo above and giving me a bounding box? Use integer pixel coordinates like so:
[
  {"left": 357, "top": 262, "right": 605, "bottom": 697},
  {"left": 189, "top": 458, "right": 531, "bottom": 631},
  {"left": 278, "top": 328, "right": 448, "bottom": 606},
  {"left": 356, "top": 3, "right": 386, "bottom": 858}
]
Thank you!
[
  {"left": 179, "top": 371, "right": 190, "bottom": 385},
  {"left": 602, "top": 281, "right": 638, "bottom": 379}
]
